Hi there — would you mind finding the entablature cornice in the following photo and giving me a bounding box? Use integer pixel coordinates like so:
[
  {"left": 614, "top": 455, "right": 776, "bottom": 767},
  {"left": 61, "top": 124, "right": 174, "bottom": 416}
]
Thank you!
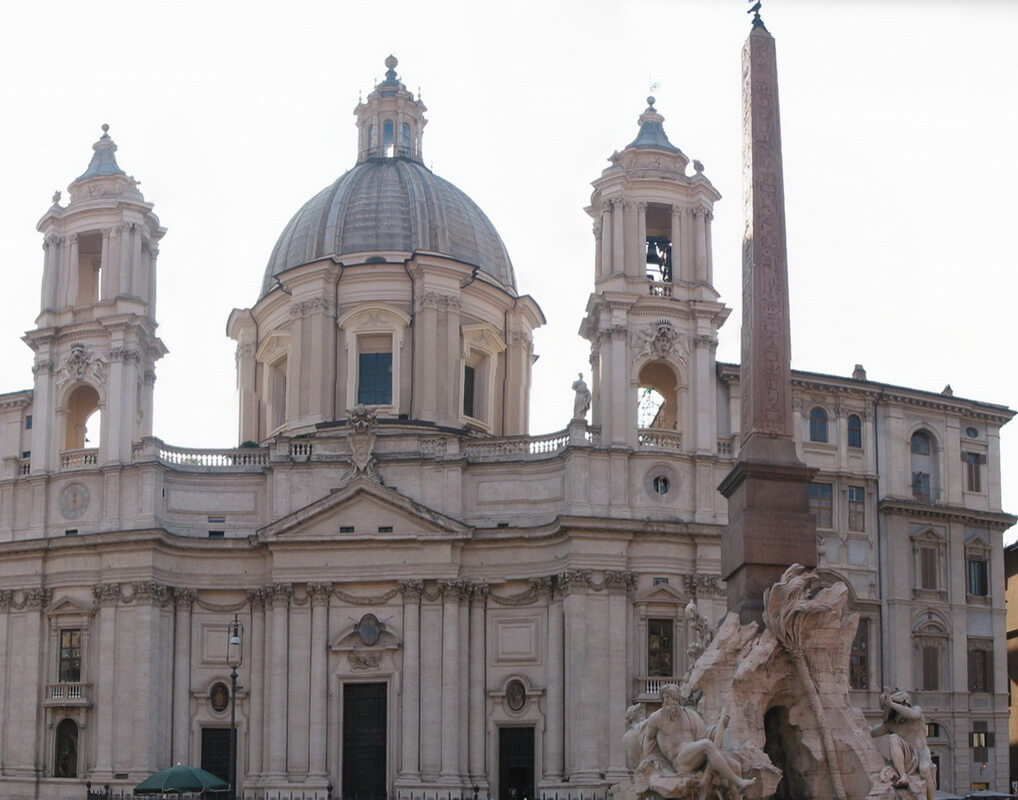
[{"left": 877, "top": 498, "right": 1017, "bottom": 529}]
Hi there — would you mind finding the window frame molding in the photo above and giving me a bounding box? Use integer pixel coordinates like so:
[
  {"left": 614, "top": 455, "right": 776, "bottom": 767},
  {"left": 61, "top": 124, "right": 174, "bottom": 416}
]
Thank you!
[
  {"left": 256, "top": 330, "right": 291, "bottom": 434},
  {"left": 338, "top": 304, "right": 411, "bottom": 415},
  {"left": 807, "top": 405, "right": 830, "bottom": 444},
  {"left": 911, "top": 527, "right": 948, "bottom": 600},
  {"left": 460, "top": 323, "right": 505, "bottom": 430},
  {"left": 912, "top": 611, "right": 951, "bottom": 692}
]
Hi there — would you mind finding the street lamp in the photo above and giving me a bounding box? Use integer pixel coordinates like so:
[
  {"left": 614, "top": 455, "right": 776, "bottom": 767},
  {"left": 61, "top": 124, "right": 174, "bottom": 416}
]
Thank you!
[{"left": 227, "top": 615, "right": 244, "bottom": 800}]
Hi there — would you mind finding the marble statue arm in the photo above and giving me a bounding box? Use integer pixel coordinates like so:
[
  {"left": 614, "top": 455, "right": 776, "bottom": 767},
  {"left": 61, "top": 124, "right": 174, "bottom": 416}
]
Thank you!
[
  {"left": 886, "top": 701, "right": 921, "bottom": 721},
  {"left": 870, "top": 721, "right": 889, "bottom": 738}
]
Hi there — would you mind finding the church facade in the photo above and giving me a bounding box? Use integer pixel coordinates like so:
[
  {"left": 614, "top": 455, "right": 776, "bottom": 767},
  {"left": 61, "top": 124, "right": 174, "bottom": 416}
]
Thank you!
[{"left": 0, "top": 56, "right": 1012, "bottom": 799}]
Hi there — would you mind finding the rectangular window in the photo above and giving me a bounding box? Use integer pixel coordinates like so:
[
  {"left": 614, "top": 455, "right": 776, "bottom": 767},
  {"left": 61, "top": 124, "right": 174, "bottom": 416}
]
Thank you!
[
  {"left": 647, "top": 618, "right": 674, "bottom": 677},
  {"left": 59, "top": 629, "right": 81, "bottom": 683},
  {"left": 808, "top": 483, "right": 833, "bottom": 529},
  {"left": 358, "top": 349, "right": 392, "bottom": 406},
  {"left": 967, "top": 558, "right": 988, "bottom": 596},
  {"left": 848, "top": 486, "right": 865, "bottom": 532},
  {"left": 964, "top": 452, "right": 983, "bottom": 493},
  {"left": 919, "top": 546, "right": 939, "bottom": 590},
  {"left": 921, "top": 644, "right": 940, "bottom": 690},
  {"left": 25, "top": 414, "right": 32, "bottom": 430},
  {"left": 849, "top": 617, "right": 869, "bottom": 689},
  {"left": 912, "top": 472, "right": 931, "bottom": 503},
  {"left": 463, "top": 364, "right": 476, "bottom": 418},
  {"left": 968, "top": 642, "right": 992, "bottom": 693}
]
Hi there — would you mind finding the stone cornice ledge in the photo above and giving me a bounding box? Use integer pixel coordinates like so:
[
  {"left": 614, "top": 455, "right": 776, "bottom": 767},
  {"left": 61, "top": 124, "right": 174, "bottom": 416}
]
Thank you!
[{"left": 877, "top": 497, "right": 1017, "bottom": 528}]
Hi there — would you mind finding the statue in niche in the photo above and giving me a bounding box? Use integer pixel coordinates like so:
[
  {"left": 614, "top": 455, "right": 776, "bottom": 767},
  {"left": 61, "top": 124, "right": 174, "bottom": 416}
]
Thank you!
[
  {"left": 869, "top": 689, "right": 936, "bottom": 800},
  {"left": 634, "top": 684, "right": 755, "bottom": 798},
  {"left": 572, "top": 372, "right": 591, "bottom": 420}
]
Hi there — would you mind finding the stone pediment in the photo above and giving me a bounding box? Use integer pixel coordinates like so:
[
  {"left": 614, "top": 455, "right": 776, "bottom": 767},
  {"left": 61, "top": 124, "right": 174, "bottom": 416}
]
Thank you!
[
  {"left": 258, "top": 476, "right": 472, "bottom": 540},
  {"left": 633, "top": 582, "right": 686, "bottom": 605},
  {"left": 45, "top": 597, "right": 96, "bottom": 618}
]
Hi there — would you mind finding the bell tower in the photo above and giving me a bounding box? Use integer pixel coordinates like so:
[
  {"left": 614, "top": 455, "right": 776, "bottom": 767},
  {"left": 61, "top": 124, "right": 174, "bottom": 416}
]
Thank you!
[
  {"left": 25, "top": 125, "right": 166, "bottom": 472},
  {"left": 579, "top": 99, "right": 729, "bottom": 451}
]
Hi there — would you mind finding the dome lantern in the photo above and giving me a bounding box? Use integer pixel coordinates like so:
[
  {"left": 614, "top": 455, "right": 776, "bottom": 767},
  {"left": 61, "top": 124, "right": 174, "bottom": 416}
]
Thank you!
[{"left": 354, "top": 55, "right": 427, "bottom": 164}]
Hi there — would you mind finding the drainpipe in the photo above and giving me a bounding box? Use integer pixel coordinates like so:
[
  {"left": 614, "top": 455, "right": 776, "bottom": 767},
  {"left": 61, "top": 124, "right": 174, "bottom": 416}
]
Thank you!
[
  {"left": 873, "top": 388, "right": 887, "bottom": 689},
  {"left": 402, "top": 256, "right": 418, "bottom": 419}
]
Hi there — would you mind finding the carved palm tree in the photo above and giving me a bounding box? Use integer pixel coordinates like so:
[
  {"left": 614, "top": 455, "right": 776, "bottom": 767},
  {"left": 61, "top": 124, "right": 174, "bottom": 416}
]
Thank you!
[{"left": 762, "top": 564, "right": 847, "bottom": 800}]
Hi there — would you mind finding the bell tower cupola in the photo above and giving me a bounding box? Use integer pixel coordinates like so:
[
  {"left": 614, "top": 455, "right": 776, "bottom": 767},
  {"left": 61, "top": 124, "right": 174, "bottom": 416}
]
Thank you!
[
  {"left": 25, "top": 125, "right": 167, "bottom": 473},
  {"left": 579, "top": 99, "right": 730, "bottom": 456},
  {"left": 354, "top": 55, "right": 427, "bottom": 163}
]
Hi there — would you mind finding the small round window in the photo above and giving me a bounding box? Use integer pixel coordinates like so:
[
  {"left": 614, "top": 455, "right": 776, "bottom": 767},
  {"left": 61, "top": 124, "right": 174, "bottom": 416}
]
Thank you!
[
  {"left": 966, "top": 427, "right": 979, "bottom": 439},
  {"left": 209, "top": 682, "right": 230, "bottom": 713},
  {"left": 505, "top": 679, "right": 527, "bottom": 712},
  {"left": 652, "top": 475, "right": 670, "bottom": 494}
]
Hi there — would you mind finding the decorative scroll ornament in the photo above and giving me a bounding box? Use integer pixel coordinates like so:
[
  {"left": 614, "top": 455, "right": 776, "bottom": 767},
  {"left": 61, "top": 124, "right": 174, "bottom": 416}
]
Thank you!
[
  {"left": 56, "top": 343, "right": 107, "bottom": 389},
  {"left": 632, "top": 321, "right": 688, "bottom": 364},
  {"left": 346, "top": 405, "right": 379, "bottom": 479}
]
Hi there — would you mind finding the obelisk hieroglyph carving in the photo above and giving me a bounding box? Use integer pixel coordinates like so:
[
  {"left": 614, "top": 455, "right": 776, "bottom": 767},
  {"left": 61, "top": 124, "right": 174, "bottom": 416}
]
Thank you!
[{"left": 718, "top": 17, "right": 818, "bottom": 625}]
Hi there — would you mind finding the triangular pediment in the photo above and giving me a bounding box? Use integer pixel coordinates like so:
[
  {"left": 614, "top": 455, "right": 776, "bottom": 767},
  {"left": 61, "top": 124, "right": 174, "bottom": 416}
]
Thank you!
[
  {"left": 258, "top": 476, "right": 472, "bottom": 540},
  {"left": 45, "top": 597, "right": 96, "bottom": 618},
  {"left": 633, "top": 582, "right": 687, "bottom": 605}
]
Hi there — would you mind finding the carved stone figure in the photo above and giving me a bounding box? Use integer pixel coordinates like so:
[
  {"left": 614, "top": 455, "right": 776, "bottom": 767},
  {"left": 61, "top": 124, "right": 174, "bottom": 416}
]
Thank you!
[
  {"left": 346, "top": 404, "right": 378, "bottom": 478},
  {"left": 869, "top": 689, "right": 936, "bottom": 800},
  {"left": 623, "top": 703, "right": 647, "bottom": 769},
  {"left": 636, "top": 684, "right": 755, "bottom": 798},
  {"left": 572, "top": 372, "right": 591, "bottom": 420}
]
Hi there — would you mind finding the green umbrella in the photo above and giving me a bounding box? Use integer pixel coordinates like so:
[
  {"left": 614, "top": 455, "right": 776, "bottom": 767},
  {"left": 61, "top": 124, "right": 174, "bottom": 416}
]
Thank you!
[{"left": 133, "top": 764, "right": 229, "bottom": 795}]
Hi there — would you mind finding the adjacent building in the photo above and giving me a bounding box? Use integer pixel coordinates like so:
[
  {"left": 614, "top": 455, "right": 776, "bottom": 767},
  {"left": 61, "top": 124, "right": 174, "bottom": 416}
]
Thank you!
[{"left": 0, "top": 55, "right": 1012, "bottom": 799}]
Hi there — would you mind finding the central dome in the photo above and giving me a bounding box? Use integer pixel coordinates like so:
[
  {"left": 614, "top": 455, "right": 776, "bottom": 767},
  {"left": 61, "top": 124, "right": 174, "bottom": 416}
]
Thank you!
[{"left": 262, "top": 157, "right": 516, "bottom": 296}]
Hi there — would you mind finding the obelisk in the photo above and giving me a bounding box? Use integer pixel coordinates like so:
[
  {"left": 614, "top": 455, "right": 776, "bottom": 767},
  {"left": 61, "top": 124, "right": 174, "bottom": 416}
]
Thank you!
[{"left": 718, "top": 11, "right": 818, "bottom": 624}]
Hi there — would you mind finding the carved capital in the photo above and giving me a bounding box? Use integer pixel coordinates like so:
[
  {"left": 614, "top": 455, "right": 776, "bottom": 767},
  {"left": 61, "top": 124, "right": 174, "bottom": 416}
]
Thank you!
[
  {"left": 130, "top": 581, "right": 171, "bottom": 605},
  {"left": 109, "top": 348, "right": 142, "bottom": 366},
  {"left": 400, "top": 580, "right": 424, "bottom": 602},
  {"left": 693, "top": 334, "right": 718, "bottom": 351},
  {"left": 307, "top": 583, "right": 333, "bottom": 605},
  {"left": 265, "top": 583, "right": 292, "bottom": 607},
  {"left": 0, "top": 590, "right": 12, "bottom": 609},
  {"left": 603, "top": 570, "right": 638, "bottom": 594},
  {"left": 289, "top": 295, "right": 334, "bottom": 318},
  {"left": 174, "top": 588, "right": 198, "bottom": 608},
  {"left": 32, "top": 359, "right": 55, "bottom": 375},
  {"left": 558, "top": 569, "right": 593, "bottom": 595},
  {"left": 418, "top": 290, "right": 460, "bottom": 311},
  {"left": 24, "top": 588, "right": 51, "bottom": 609},
  {"left": 93, "top": 583, "right": 121, "bottom": 606}
]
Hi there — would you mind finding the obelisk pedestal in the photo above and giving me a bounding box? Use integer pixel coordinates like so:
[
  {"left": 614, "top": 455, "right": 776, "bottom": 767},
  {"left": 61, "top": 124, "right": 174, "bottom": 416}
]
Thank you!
[{"left": 718, "top": 20, "right": 817, "bottom": 625}]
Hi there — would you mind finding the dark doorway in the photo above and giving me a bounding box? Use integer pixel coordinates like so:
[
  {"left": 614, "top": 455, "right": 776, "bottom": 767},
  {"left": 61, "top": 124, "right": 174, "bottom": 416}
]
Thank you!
[
  {"left": 499, "top": 727, "right": 535, "bottom": 800},
  {"left": 201, "top": 727, "right": 232, "bottom": 793},
  {"left": 343, "top": 682, "right": 387, "bottom": 800},
  {"left": 764, "top": 706, "right": 811, "bottom": 800}
]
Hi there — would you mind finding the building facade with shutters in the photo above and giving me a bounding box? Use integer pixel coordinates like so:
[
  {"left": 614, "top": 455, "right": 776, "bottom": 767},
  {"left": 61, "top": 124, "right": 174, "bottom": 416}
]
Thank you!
[{"left": 0, "top": 58, "right": 1012, "bottom": 799}]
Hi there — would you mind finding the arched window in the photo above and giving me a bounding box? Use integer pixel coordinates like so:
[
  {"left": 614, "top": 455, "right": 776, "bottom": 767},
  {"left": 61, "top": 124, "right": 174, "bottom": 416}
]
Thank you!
[
  {"left": 910, "top": 429, "right": 938, "bottom": 503},
  {"left": 65, "top": 384, "right": 101, "bottom": 451},
  {"left": 847, "top": 414, "right": 862, "bottom": 448},
  {"left": 809, "top": 407, "right": 828, "bottom": 443},
  {"left": 637, "top": 362, "right": 680, "bottom": 432},
  {"left": 382, "top": 120, "right": 394, "bottom": 157},
  {"left": 54, "top": 719, "right": 78, "bottom": 778},
  {"left": 913, "top": 619, "right": 949, "bottom": 691},
  {"left": 401, "top": 122, "right": 411, "bottom": 150}
]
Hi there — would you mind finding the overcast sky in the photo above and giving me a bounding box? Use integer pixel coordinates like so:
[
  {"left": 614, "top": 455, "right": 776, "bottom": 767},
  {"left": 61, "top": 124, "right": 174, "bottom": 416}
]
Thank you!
[{"left": 1, "top": 1, "right": 1015, "bottom": 519}]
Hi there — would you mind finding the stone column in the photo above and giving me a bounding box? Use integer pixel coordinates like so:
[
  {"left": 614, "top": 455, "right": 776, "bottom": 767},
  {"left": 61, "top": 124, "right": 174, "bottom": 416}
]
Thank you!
[
  {"left": 419, "top": 596, "right": 442, "bottom": 776},
  {"left": 93, "top": 584, "right": 121, "bottom": 777},
  {"left": 308, "top": 584, "right": 330, "bottom": 778},
  {"left": 562, "top": 572, "right": 598, "bottom": 781},
  {"left": 718, "top": 21, "right": 817, "bottom": 624},
  {"left": 704, "top": 210, "right": 715, "bottom": 285},
  {"left": 41, "top": 236, "right": 57, "bottom": 311},
  {"left": 544, "top": 587, "right": 564, "bottom": 781},
  {"left": 0, "top": 592, "right": 10, "bottom": 774},
  {"left": 67, "top": 234, "right": 79, "bottom": 306},
  {"left": 605, "top": 574, "right": 631, "bottom": 780},
  {"left": 468, "top": 585, "right": 487, "bottom": 783},
  {"left": 100, "top": 228, "right": 114, "bottom": 301},
  {"left": 287, "top": 589, "right": 311, "bottom": 779},
  {"left": 670, "top": 207, "right": 684, "bottom": 282},
  {"left": 266, "top": 584, "right": 290, "bottom": 777},
  {"left": 247, "top": 590, "right": 266, "bottom": 779},
  {"left": 120, "top": 223, "right": 135, "bottom": 297},
  {"left": 148, "top": 245, "right": 159, "bottom": 316},
  {"left": 600, "top": 207, "right": 612, "bottom": 278},
  {"left": 623, "top": 201, "right": 638, "bottom": 276},
  {"left": 693, "top": 208, "right": 708, "bottom": 282},
  {"left": 636, "top": 202, "right": 648, "bottom": 276},
  {"left": 611, "top": 199, "right": 624, "bottom": 275},
  {"left": 399, "top": 582, "right": 422, "bottom": 779},
  {"left": 172, "top": 589, "right": 195, "bottom": 765},
  {"left": 439, "top": 581, "right": 460, "bottom": 780}
]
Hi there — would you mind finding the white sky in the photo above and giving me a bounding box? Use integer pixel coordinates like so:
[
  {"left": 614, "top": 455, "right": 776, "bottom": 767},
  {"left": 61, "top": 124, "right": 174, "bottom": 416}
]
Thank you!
[{"left": 1, "top": 1, "right": 1016, "bottom": 518}]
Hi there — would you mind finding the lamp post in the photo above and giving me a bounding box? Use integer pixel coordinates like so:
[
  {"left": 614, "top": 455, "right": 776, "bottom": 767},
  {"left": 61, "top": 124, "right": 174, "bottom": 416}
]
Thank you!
[{"left": 227, "top": 615, "right": 243, "bottom": 800}]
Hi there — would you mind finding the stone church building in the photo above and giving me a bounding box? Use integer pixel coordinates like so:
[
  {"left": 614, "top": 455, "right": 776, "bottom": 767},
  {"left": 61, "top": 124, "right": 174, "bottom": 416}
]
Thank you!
[{"left": 0, "top": 55, "right": 1012, "bottom": 798}]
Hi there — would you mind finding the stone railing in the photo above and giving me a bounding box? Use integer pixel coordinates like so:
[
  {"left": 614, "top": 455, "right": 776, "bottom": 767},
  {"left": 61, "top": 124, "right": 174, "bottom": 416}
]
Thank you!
[
  {"left": 45, "top": 681, "right": 91, "bottom": 705},
  {"left": 463, "top": 429, "right": 570, "bottom": 459},
  {"left": 634, "top": 675, "right": 678, "bottom": 700},
  {"left": 19, "top": 460, "right": 30, "bottom": 475},
  {"left": 289, "top": 441, "right": 313, "bottom": 459},
  {"left": 718, "top": 436, "right": 738, "bottom": 456},
  {"left": 648, "top": 280, "right": 673, "bottom": 297},
  {"left": 637, "top": 428, "right": 682, "bottom": 450},
  {"left": 157, "top": 443, "right": 271, "bottom": 469},
  {"left": 60, "top": 448, "right": 99, "bottom": 469}
]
